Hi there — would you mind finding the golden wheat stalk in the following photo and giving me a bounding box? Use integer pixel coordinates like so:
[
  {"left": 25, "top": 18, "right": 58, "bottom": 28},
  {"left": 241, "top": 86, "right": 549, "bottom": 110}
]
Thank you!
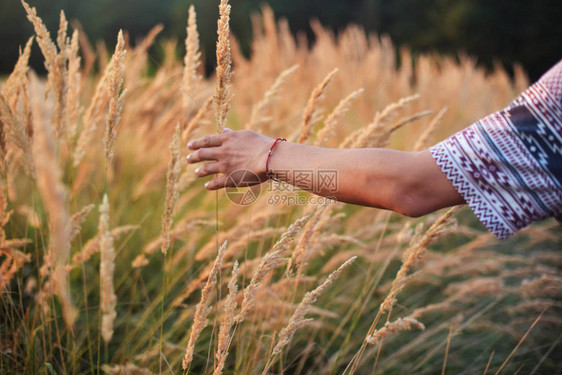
[
  {"left": 30, "top": 77, "right": 76, "bottom": 327},
  {"left": 247, "top": 64, "right": 299, "bottom": 131},
  {"left": 297, "top": 206, "right": 339, "bottom": 276},
  {"left": 214, "top": 0, "right": 233, "bottom": 133},
  {"left": 183, "top": 5, "right": 202, "bottom": 108},
  {"left": 124, "top": 24, "right": 162, "bottom": 86},
  {"left": 1, "top": 37, "right": 33, "bottom": 105},
  {"left": 298, "top": 68, "right": 338, "bottom": 144},
  {"left": 101, "top": 363, "right": 152, "bottom": 375},
  {"left": 103, "top": 30, "right": 127, "bottom": 170},
  {"left": 413, "top": 106, "right": 448, "bottom": 152},
  {"left": 0, "top": 110, "right": 6, "bottom": 176},
  {"left": 315, "top": 88, "right": 364, "bottom": 147},
  {"left": 0, "top": 248, "right": 31, "bottom": 290},
  {"left": 131, "top": 254, "right": 149, "bottom": 268},
  {"left": 0, "top": 94, "right": 35, "bottom": 177},
  {"left": 350, "top": 94, "right": 425, "bottom": 149},
  {"left": 183, "top": 96, "right": 213, "bottom": 144},
  {"left": 237, "top": 216, "right": 309, "bottom": 324},
  {"left": 51, "top": 11, "right": 70, "bottom": 138},
  {"left": 339, "top": 93, "right": 420, "bottom": 149},
  {"left": 380, "top": 207, "right": 459, "bottom": 314},
  {"left": 69, "top": 225, "right": 138, "bottom": 268},
  {"left": 0, "top": 187, "right": 31, "bottom": 289},
  {"left": 21, "top": 1, "right": 57, "bottom": 80},
  {"left": 286, "top": 206, "right": 324, "bottom": 276},
  {"left": 73, "top": 62, "right": 111, "bottom": 166},
  {"left": 268, "top": 256, "right": 356, "bottom": 364},
  {"left": 371, "top": 110, "right": 434, "bottom": 149},
  {"left": 182, "top": 240, "right": 228, "bottom": 370},
  {"left": 214, "top": 260, "right": 239, "bottom": 375},
  {"left": 66, "top": 29, "right": 81, "bottom": 141},
  {"left": 161, "top": 124, "right": 182, "bottom": 255},
  {"left": 69, "top": 203, "right": 95, "bottom": 240},
  {"left": 366, "top": 316, "right": 425, "bottom": 345},
  {"left": 99, "top": 194, "right": 117, "bottom": 344},
  {"left": 144, "top": 219, "right": 214, "bottom": 255}
]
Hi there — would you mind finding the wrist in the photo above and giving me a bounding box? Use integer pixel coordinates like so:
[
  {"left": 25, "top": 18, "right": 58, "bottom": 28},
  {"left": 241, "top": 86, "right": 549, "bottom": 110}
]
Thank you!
[
  {"left": 265, "top": 138, "right": 287, "bottom": 179},
  {"left": 266, "top": 139, "right": 292, "bottom": 182}
]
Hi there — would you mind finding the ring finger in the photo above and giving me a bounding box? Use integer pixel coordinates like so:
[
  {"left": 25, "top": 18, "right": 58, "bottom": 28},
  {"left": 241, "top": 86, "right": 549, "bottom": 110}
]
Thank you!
[{"left": 195, "top": 162, "right": 222, "bottom": 178}]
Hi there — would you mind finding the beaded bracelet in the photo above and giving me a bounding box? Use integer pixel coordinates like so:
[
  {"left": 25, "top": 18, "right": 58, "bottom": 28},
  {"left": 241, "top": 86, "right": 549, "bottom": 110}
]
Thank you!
[{"left": 265, "top": 138, "right": 286, "bottom": 178}]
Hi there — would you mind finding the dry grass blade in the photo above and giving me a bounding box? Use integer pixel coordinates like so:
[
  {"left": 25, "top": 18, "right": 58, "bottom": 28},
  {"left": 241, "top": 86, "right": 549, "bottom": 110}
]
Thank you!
[
  {"left": 442, "top": 324, "right": 453, "bottom": 375},
  {"left": 0, "top": 94, "right": 35, "bottom": 177},
  {"left": 66, "top": 29, "right": 81, "bottom": 141},
  {"left": 69, "top": 203, "right": 95, "bottom": 240},
  {"left": 494, "top": 309, "right": 546, "bottom": 375},
  {"left": 214, "top": 0, "right": 233, "bottom": 133},
  {"left": 73, "top": 62, "right": 111, "bottom": 166},
  {"left": 21, "top": 1, "right": 56, "bottom": 76},
  {"left": 315, "top": 88, "right": 364, "bottom": 147},
  {"left": 182, "top": 240, "right": 228, "bottom": 370},
  {"left": 99, "top": 194, "right": 117, "bottom": 344},
  {"left": 352, "top": 108, "right": 432, "bottom": 149},
  {"left": 183, "top": 5, "right": 202, "bottom": 107},
  {"left": 380, "top": 207, "right": 459, "bottom": 314},
  {"left": 51, "top": 10, "right": 69, "bottom": 138},
  {"left": 340, "top": 93, "right": 420, "bottom": 149},
  {"left": 237, "top": 215, "right": 309, "bottom": 324},
  {"left": 214, "top": 261, "right": 239, "bottom": 375},
  {"left": 183, "top": 96, "right": 213, "bottom": 143},
  {"left": 161, "top": 124, "right": 182, "bottom": 255},
  {"left": 103, "top": 30, "right": 127, "bottom": 170},
  {"left": 69, "top": 225, "right": 139, "bottom": 268},
  {"left": 298, "top": 68, "right": 338, "bottom": 144},
  {"left": 413, "top": 106, "right": 447, "bottom": 152},
  {"left": 1, "top": 37, "right": 33, "bottom": 104},
  {"left": 366, "top": 316, "right": 425, "bottom": 345},
  {"left": 0, "top": 190, "right": 31, "bottom": 288},
  {"left": 346, "top": 207, "right": 459, "bottom": 375},
  {"left": 248, "top": 64, "right": 299, "bottom": 131},
  {"left": 31, "top": 78, "right": 76, "bottom": 327},
  {"left": 266, "top": 256, "right": 357, "bottom": 370},
  {"left": 101, "top": 363, "right": 152, "bottom": 375}
]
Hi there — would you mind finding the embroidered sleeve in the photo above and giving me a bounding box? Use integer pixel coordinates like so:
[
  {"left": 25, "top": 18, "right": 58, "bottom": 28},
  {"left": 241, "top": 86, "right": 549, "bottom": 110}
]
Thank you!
[{"left": 430, "top": 59, "right": 562, "bottom": 239}]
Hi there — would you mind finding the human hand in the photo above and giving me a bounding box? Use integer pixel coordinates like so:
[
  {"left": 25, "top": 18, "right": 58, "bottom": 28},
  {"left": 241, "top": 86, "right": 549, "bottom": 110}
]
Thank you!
[{"left": 187, "top": 129, "right": 274, "bottom": 190}]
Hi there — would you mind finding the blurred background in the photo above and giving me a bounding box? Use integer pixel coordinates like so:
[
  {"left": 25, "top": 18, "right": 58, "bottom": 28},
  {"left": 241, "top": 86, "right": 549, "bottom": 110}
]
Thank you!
[{"left": 1, "top": 0, "right": 561, "bottom": 82}]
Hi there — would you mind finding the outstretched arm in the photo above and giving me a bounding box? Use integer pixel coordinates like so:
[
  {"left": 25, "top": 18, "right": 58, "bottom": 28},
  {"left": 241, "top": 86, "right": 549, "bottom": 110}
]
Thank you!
[{"left": 186, "top": 130, "right": 464, "bottom": 217}]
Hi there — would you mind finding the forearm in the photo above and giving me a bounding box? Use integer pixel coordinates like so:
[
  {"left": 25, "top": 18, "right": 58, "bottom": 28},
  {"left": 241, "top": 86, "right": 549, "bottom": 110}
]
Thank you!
[
  {"left": 268, "top": 142, "right": 464, "bottom": 216},
  {"left": 186, "top": 130, "right": 464, "bottom": 217}
]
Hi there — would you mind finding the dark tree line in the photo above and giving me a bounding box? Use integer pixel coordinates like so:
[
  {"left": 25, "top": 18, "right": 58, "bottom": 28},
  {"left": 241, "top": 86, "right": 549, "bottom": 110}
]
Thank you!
[{"left": 1, "top": 0, "right": 561, "bottom": 81}]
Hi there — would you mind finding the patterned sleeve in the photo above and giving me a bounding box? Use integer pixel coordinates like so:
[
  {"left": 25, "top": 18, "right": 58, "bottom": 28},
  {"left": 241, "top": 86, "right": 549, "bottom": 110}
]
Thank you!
[{"left": 430, "top": 59, "right": 562, "bottom": 239}]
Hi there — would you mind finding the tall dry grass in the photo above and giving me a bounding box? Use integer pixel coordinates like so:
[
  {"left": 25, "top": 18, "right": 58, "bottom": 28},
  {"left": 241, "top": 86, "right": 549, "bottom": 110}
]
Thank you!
[{"left": 0, "top": 1, "right": 560, "bottom": 375}]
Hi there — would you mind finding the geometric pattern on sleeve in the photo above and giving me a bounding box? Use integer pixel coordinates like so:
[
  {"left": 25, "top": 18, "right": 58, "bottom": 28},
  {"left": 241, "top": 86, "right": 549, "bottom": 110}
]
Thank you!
[{"left": 430, "top": 59, "right": 562, "bottom": 239}]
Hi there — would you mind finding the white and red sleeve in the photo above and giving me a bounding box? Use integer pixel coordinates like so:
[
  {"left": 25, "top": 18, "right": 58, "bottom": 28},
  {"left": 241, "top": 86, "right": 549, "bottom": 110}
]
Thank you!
[{"left": 430, "top": 59, "right": 562, "bottom": 239}]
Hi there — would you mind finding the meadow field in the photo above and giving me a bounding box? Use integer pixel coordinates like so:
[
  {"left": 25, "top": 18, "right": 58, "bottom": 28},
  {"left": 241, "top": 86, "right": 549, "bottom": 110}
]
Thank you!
[{"left": 1, "top": 1, "right": 561, "bottom": 374}]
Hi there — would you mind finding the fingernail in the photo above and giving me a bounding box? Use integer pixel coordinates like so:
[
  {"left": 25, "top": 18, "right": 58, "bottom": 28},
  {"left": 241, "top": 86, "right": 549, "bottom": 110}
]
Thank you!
[
  {"left": 204, "top": 181, "right": 210, "bottom": 188},
  {"left": 187, "top": 141, "right": 193, "bottom": 148},
  {"left": 195, "top": 167, "right": 200, "bottom": 174},
  {"left": 186, "top": 153, "right": 191, "bottom": 160},
  {"left": 223, "top": 128, "right": 232, "bottom": 133}
]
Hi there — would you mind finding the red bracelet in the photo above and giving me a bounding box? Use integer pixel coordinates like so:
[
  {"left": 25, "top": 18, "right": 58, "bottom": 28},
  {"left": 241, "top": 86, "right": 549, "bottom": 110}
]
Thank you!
[{"left": 265, "top": 138, "right": 286, "bottom": 177}]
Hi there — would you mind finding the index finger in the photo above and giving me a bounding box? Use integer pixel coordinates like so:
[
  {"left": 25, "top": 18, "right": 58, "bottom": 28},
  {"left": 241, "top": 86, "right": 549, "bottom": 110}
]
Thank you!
[{"left": 187, "top": 134, "right": 224, "bottom": 150}]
